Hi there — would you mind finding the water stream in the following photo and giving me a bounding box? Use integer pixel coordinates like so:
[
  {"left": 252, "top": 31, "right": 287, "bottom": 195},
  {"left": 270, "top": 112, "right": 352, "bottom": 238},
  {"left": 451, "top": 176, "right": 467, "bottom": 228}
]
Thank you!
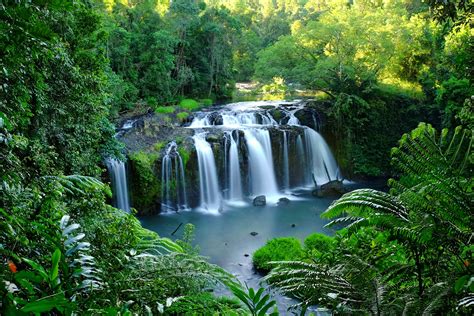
[{"left": 105, "top": 158, "right": 131, "bottom": 213}]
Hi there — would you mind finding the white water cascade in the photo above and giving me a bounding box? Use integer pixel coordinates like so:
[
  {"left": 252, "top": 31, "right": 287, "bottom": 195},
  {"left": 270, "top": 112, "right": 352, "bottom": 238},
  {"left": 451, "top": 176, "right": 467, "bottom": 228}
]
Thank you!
[
  {"left": 161, "top": 141, "right": 188, "bottom": 212},
  {"left": 225, "top": 131, "right": 244, "bottom": 202},
  {"left": 193, "top": 133, "right": 222, "bottom": 214},
  {"left": 106, "top": 158, "right": 131, "bottom": 213},
  {"left": 282, "top": 131, "right": 290, "bottom": 191},
  {"left": 303, "top": 128, "right": 339, "bottom": 184},
  {"left": 296, "top": 134, "right": 309, "bottom": 186},
  {"left": 243, "top": 129, "right": 279, "bottom": 198}
]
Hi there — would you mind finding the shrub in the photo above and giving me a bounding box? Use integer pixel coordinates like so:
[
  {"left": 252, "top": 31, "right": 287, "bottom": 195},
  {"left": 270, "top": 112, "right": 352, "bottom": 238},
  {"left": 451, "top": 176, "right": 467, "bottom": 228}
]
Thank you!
[
  {"left": 128, "top": 151, "right": 160, "bottom": 213},
  {"left": 155, "top": 106, "right": 175, "bottom": 114},
  {"left": 176, "top": 112, "right": 190, "bottom": 122},
  {"left": 253, "top": 237, "right": 303, "bottom": 272},
  {"left": 304, "top": 233, "right": 336, "bottom": 260},
  {"left": 179, "top": 99, "right": 200, "bottom": 111},
  {"left": 199, "top": 98, "right": 213, "bottom": 107},
  {"left": 154, "top": 141, "right": 166, "bottom": 151},
  {"left": 147, "top": 97, "right": 158, "bottom": 108}
]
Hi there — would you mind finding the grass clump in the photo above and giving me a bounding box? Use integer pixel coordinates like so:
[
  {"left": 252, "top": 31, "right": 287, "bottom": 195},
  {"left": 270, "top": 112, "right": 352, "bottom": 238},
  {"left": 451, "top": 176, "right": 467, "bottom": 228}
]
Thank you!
[
  {"left": 199, "top": 98, "right": 213, "bottom": 107},
  {"left": 155, "top": 105, "right": 175, "bottom": 114},
  {"left": 176, "top": 111, "right": 190, "bottom": 122},
  {"left": 253, "top": 237, "right": 303, "bottom": 272},
  {"left": 179, "top": 99, "right": 200, "bottom": 111},
  {"left": 153, "top": 141, "right": 166, "bottom": 152}
]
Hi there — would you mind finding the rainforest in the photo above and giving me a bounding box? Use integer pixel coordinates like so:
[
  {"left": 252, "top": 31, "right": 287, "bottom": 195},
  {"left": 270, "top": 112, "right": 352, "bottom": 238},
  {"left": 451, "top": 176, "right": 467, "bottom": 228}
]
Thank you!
[{"left": 1, "top": 0, "right": 473, "bottom": 315}]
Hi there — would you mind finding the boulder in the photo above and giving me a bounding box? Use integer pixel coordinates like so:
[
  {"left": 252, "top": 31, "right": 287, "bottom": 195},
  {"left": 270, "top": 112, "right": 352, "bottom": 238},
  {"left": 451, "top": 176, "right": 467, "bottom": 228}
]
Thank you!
[
  {"left": 277, "top": 197, "right": 290, "bottom": 205},
  {"left": 253, "top": 195, "right": 266, "bottom": 206},
  {"left": 313, "top": 180, "right": 345, "bottom": 197}
]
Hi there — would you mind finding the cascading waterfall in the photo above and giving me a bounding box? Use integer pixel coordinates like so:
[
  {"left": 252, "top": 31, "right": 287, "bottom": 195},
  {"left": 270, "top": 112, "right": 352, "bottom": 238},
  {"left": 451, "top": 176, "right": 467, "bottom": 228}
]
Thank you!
[
  {"left": 106, "top": 158, "right": 131, "bottom": 213},
  {"left": 243, "top": 129, "right": 279, "bottom": 198},
  {"left": 161, "top": 141, "right": 188, "bottom": 212},
  {"left": 282, "top": 131, "right": 290, "bottom": 192},
  {"left": 193, "top": 133, "right": 221, "bottom": 214},
  {"left": 172, "top": 100, "right": 341, "bottom": 212},
  {"left": 225, "top": 131, "right": 244, "bottom": 202},
  {"left": 303, "top": 128, "right": 339, "bottom": 184},
  {"left": 286, "top": 110, "right": 300, "bottom": 125},
  {"left": 296, "top": 134, "right": 310, "bottom": 186}
]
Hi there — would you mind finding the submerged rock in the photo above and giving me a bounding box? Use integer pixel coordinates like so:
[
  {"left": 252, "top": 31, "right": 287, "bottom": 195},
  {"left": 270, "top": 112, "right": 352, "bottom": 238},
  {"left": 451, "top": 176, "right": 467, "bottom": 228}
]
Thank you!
[
  {"left": 253, "top": 195, "right": 266, "bottom": 206},
  {"left": 250, "top": 232, "right": 258, "bottom": 236},
  {"left": 277, "top": 197, "right": 290, "bottom": 205}
]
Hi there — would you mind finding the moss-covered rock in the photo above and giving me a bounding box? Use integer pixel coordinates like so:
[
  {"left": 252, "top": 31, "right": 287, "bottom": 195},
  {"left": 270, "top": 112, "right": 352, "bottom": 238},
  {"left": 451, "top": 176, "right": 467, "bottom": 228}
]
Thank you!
[{"left": 129, "top": 151, "right": 160, "bottom": 215}]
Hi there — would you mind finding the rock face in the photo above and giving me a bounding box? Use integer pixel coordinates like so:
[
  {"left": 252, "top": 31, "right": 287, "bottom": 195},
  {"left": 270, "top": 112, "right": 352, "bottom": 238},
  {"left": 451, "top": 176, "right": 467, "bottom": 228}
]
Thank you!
[
  {"left": 313, "top": 180, "right": 346, "bottom": 197},
  {"left": 253, "top": 195, "right": 266, "bottom": 206}
]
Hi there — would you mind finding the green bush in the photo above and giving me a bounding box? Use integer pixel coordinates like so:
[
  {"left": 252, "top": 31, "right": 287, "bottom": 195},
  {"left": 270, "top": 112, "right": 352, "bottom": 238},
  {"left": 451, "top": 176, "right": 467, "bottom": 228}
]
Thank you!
[
  {"left": 304, "top": 233, "right": 336, "bottom": 260},
  {"left": 128, "top": 151, "right": 160, "bottom": 213},
  {"left": 199, "top": 98, "right": 213, "bottom": 107},
  {"left": 253, "top": 237, "right": 303, "bottom": 272},
  {"left": 176, "top": 112, "right": 190, "bottom": 121},
  {"left": 179, "top": 99, "right": 200, "bottom": 111},
  {"left": 154, "top": 141, "right": 166, "bottom": 152},
  {"left": 147, "top": 97, "right": 158, "bottom": 108},
  {"left": 155, "top": 106, "right": 175, "bottom": 114}
]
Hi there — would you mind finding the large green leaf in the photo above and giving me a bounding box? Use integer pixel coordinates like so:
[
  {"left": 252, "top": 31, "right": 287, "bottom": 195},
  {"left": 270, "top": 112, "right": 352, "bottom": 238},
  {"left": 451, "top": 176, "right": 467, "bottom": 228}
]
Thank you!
[
  {"left": 20, "top": 293, "right": 69, "bottom": 313},
  {"left": 50, "top": 248, "right": 61, "bottom": 284}
]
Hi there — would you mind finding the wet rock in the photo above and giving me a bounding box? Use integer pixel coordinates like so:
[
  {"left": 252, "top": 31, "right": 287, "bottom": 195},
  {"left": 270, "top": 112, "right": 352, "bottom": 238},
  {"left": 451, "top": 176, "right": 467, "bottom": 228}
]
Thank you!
[
  {"left": 313, "top": 180, "right": 346, "bottom": 197},
  {"left": 250, "top": 232, "right": 258, "bottom": 236},
  {"left": 278, "top": 197, "right": 290, "bottom": 205},
  {"left": 253, "top": 195, "right": 266, "bottom": 206},
  {"left": 206, "top": 134, "right": 221, "bottom": 143}
]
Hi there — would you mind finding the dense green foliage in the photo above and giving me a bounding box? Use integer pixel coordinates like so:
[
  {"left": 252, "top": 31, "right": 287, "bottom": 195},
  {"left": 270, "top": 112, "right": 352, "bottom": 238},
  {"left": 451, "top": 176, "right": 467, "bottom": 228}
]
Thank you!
[
  {"left": 104, "top": 0, "right": 240, "bottom": 113},
  {"left": 264, "top": 123, "right": 473, "bottom": 314},
  {"left": 247, "top": 0, "right": 473, "bottom": 176}
]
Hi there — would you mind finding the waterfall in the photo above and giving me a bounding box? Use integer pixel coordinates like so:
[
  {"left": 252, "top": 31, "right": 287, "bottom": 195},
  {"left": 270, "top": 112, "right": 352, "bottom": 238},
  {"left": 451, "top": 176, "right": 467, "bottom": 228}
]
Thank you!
[
  {"left": 106, "top": 158, "right": 131, "bottom": 213},
  {"left": 243, "top": 129, "right": 279, "bottom": 198},
  {"left": 282, "top": 131, "right": 290, "bottom": 191},
  {"left": 193, "top": 133, "right": 221, "bottom": 214},
  {"left": 179, "top": 100, "right": 341, "bottom": 212},
  {"left": 303, "top": 128, "right": 339, "bottom": 184},
  {"left": 225, "top": 131, "right": 243, "bottom": 202},
  {"left": 189, "top": 115, "right": 211, "bottom": 128},
  {"left": 287, "top": 111, "right": 300, "bottom": 125},
  {"left": 161, "top": 141, "right": 188, "bottom": 212},
  {"left": 261, "top": 112, "right": 278, "bottom": 125},
  {"left": 296, "top": 135, "right": 309, "bottom": 186}
]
